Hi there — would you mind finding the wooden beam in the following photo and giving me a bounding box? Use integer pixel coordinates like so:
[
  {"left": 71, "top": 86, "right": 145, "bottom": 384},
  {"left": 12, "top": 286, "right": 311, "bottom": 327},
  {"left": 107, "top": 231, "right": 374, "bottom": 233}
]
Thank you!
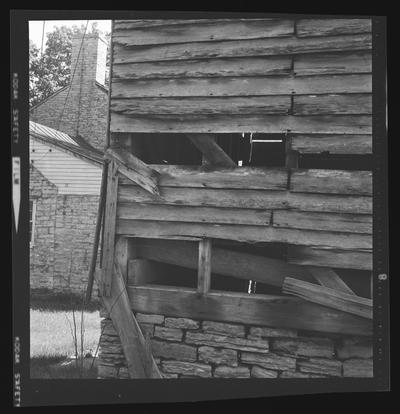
[
  {"left": 95, "top": 265, "right": 162, "bottom": 378},
  {"left": 197, "top": 239, "right": 212, "bottom": 294},
  {"left": 105, "top": 147, "right": 160, "bottom": 196},
  {"left": 307, "top": 266, "right": 356, "bottom": 295},
  {"left": 127, "top": 285, "right": 372, "bottom": 336},
  {"left": 282, "top": 277, "right": 372, "bottom": 319},
  {"left": 100, "top": 160, "right": 119, "bottom": 297},
  {"left": 135, "top": 239, "right": 314, "bottom": 288},
  {"left": 86, "top": 160, "right": 108, "bottom": 303},
  {"left": 186, "top": 134, "right": 237, "bottom": 168}
]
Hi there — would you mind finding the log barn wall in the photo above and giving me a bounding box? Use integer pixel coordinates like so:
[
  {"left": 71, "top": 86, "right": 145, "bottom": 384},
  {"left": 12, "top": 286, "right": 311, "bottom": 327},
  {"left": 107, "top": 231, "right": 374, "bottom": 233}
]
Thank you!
[{"left": 107, "top": 17, "right": 373, "bottom": 270}]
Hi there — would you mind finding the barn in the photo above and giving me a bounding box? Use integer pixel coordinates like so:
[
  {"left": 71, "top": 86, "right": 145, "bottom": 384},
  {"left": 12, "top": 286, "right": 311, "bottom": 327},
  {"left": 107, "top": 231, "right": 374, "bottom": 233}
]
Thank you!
[{"left": 93, "top": 17, "right": 374, "bottom": 379}]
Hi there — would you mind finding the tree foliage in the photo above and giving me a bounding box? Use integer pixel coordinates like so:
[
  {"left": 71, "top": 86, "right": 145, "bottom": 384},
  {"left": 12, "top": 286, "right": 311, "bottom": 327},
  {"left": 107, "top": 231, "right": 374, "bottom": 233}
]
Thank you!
[{"left": 29, "top": 22, "right": 110, "bottom": 108}]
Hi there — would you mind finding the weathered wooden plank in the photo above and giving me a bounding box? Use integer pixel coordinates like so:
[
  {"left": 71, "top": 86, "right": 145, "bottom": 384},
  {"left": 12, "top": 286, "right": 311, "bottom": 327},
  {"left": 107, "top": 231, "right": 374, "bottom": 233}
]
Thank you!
[
  {"left": 273, "top": 210, "right": 372, "bottom": 234},
  {"left": 291, "top": 134, "right": 372, "bottom": 154},
  {"left": 117, "top": 219, "right": 372, "bottom": 249},
  {"left": 112, "top": 57, "right": 292, "bottom": 79},
  {"left": 187, "top": 134, "right": 237, "bottom": 167},
  {"left": 105, "top": 148, "right": 160, "bottom": 196},
  {"left": 113, "top": 19, "right": 294, "bottom": 46},
  {"left": 127, "top": 285, "right": 372, "bottom": 336},
  {"left": 111, "top": 96, "right": 291, "bottom": 115},
  {"left": 111, "top": 74, "right": 371, "bottom": 98},
  {"left": 135, "top": 239, "right": 314, "bottom": 288},
  {"left": 112, "top": 34, "right": 372, "bottom": 63},
  {"left": 294, "top": 52, "right": 371, "bottom": 76},
  {"left": 117, "top": 203, "right": 272, "bottom": 226},
  {"left": 118, "top": 185, "right": 372, "bottom": 213},
  {"left": 198, "top": 239, "right": 212, "bottom": 294},
  {"left": 293, "top": 94, "right": 372, "bottom": 115},
  {"left": 95, "top": 267, "right": 162, "bottom": 378},
  {"left": 290, "top": 169, "right": 372, "bottom": 196},
  {"left": 282, "top": 277, "right": 372, "bottom": 319},
  {"left": 110, "top": 113, "right": 372, "bottom": 134},
  {"left": 114, "top": 19, "right": 277, "bottom": 30},
  {"left": 308, "top": 267, "right": 356, "bottom": 295},
  {"left": 287, "top": 245, "right": 372, "bottom": 271},
  {"left": 100, "top": 160, "right": 119, "bottom": 297},
  {"left": 296, "top": 19, "right": 371, "bottom": 38}
]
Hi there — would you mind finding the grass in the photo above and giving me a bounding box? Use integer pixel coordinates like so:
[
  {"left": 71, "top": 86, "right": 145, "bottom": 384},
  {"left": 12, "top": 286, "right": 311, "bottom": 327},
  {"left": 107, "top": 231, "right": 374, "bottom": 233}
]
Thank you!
[{"left": 30, "top": 308, "right": 101, "bottom": 379}]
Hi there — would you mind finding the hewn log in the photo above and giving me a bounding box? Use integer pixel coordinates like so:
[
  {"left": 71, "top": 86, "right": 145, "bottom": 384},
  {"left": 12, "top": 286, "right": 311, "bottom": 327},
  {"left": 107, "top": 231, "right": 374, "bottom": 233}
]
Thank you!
[
  {"left": 307, "top": 267, "right": 356, "bottom": 295},
  {"left": 112, "top": 34, "right": 372, "bottom": 63},
  {"left": 111, "top": 96, "right": 291, "bottom": 115},
  {"left": 293, "top": 94, "right": 372, "bottom": 115},
  {"left": 287, "top": 245, "right": 372, "bottom": 271},
  {"left": 110, "top": 113, "right": 372, "bottom": 134},
  {"left": 95, "top": 266, "right": 162, "bottom": 378},
  {"left": 113, "top": 57, "right": 292, "bottom": 79},
  {"left": 187, "top": 134, "right": 236, "bottom": 168},
  {"left": 296, "top": 19, "right": 371, "bottom": 38},
  {"left": 282, "top": 277, "right": 372, "bottom": 319},
  {"left": 127, "top": 285, "right": 372, "bottom": 336},
  {"left": 294, "top": 52, "right": 371, "bottom": 76},
  {"left": 111, "top": 74, "right": 371, "bottom": 98},
  {"left": 105, "top": 147, "right": 160, "bottom": 196},
  {"left": 113, "top": 19, "right": 294, "bottom": 46},
  {"left": 117, "top": 219, "right": 372, "bottom": 249},
  {"left": 291, "top": 134, "right": 372, "bottom": 154}
]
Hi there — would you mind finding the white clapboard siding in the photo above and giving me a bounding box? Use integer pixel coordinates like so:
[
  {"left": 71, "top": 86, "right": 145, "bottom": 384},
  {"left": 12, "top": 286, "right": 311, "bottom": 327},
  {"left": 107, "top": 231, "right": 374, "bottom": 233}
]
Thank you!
[{"left": 30, "top": 138, "right": 102, "bottom": 195}]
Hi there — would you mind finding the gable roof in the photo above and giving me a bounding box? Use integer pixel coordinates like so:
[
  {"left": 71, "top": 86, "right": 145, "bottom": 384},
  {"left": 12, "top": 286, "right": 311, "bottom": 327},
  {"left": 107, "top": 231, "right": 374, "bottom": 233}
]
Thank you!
[{"left": 29, "top": 121, "right": 103, "bottom": 166}]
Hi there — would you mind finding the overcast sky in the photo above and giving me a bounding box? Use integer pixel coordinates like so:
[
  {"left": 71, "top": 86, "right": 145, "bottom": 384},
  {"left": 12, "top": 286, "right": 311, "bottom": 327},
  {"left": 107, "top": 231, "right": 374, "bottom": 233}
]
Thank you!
[{"left": 29, "top": 20, "right": 112, "bottom": 48}]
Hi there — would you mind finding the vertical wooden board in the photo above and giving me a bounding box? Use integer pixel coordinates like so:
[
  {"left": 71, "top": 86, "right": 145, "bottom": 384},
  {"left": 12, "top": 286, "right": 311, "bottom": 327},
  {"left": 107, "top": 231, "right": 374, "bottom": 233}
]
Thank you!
[
  {"left": 197, "top": 239, "right": 212, "bottom": 294},
  {"left": 296, "top": 19, "right": 372, "bottom": 37},
  {"left": 101, "top": 160, "right": 119, "bottom": 296}
]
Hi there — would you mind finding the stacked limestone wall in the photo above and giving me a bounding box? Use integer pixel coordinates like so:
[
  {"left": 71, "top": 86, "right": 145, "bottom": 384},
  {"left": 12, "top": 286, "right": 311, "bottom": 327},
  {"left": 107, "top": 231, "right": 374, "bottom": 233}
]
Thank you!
[
  {"left": 98, "top": 312, "right": 373, "bottom": 379},
  {"left": 30, "top": 166, "right": 100, "bottom": 294}
]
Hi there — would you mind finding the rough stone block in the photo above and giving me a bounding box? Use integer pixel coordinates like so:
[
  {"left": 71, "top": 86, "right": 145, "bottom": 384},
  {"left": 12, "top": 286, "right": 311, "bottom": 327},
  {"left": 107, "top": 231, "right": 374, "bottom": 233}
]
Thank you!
[
  {"left": 271, "top": 337, "right": 335, "bottom": 358},
  {"left": 139, "top": 323, "right": 154, "bottom": 338},
  {"left": 136, "top": 313, "right": 164, "bottom": 325},
  {"left": 214, "top": 366, "right": 250, "bottom": 378},
  {"left": 202, "top": 321, "right": 245, "bottom": 337},
  {"left": 198, "top": 346, "right": 238, "bottom": 367},
  {"left": 343, "top": 358, "right": 373, "bottom": 377},
  {"left": 154, "top": 326, "right": 183, "bottom": 342},
  {"left": 249, "top": 327, "right": 298, "bottom": 338},
  {"left": 298, "top": 358, "right": 342, "bottom": 377},
  {"left": 337, "top": 337, "right": 373, "bottom": 360},
  {"left": 185, "top": 332, "right": 269, "bottom": 353},
  {"left": 241, "top": 352, "right": 296, "bottom": 371},
  {"left": 161, "top": 372, "right": 179, "bottom": 379},
  {"left": 251, "top": 366, "right": 279, "bottom": 378},
  {"left": 151, "top": 340, "right": 197, "bottom": 362},
  {"left": 162, "top": 361, "right": 212, "bottom": 378},
  {"left": 280, "top": 371, "right": 327, "bottom": 378},
  {"left": 165, "top": 317, "right": 200, "bottom": 330}
]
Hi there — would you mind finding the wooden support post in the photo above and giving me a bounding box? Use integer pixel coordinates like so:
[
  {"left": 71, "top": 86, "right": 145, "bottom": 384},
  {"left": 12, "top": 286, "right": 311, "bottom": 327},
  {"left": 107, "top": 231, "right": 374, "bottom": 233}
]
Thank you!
[
  {"left": 285, "top": 135, "right": 299, "bottom": 169},
  {"left": 85, "top": 160, "right": 108, "bottom": 303},
  {"left": 197, "top": 238, "right": 212, "bottom": 294},
  {"left": 95, "top": 265, "right": 162, "bottom": 378},
  {"left": 101, "top": 159, "right": 119, "bottom": 297},
  {"left": 308, "top": 266, "right": 356, "bottom": 295},
  {"left": 187, "top": 134, "right": 237, "bottom": 168}
]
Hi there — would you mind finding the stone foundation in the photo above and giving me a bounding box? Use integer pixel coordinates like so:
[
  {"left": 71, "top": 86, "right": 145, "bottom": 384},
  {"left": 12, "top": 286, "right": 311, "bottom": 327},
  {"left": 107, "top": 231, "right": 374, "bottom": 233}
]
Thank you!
[{"left": 98, "top": 312, "right": 373, "bottom": 379}]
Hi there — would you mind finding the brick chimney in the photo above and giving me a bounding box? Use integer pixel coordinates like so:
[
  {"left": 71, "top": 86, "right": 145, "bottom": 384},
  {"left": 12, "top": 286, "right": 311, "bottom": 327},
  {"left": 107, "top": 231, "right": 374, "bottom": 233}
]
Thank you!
[{"left": 31, "top": 33, "right": 109, "bottom": 151}]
